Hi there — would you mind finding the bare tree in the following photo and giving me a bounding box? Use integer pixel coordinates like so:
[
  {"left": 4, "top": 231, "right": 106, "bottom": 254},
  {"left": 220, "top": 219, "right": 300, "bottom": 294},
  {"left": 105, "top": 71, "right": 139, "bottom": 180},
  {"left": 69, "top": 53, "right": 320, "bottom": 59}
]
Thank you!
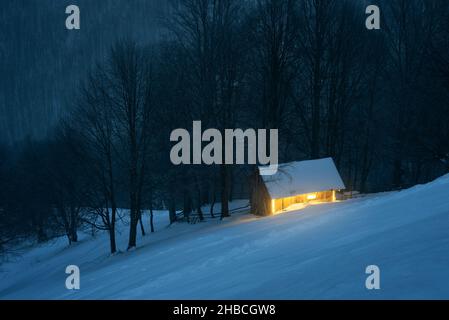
[
  {"left": 107, "top": 41, "right": 154, "bottom": 250},
  {"left": 72, "top": 63, "right": 122, "bottom": 254}
]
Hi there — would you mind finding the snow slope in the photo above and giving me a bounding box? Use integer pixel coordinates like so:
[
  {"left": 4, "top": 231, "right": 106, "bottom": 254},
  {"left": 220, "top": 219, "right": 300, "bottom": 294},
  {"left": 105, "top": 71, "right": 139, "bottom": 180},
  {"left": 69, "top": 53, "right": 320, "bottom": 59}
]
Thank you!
[{"left": 1, "top": 176, "right": 449, "bottom": 299}]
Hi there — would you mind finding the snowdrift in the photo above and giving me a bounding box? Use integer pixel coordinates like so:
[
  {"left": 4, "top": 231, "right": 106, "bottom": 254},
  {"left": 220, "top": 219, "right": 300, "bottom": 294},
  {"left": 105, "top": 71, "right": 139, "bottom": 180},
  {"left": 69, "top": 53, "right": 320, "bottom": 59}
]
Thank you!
[{"left": 1, "top": 176, "right": 449, "bottom": 299}]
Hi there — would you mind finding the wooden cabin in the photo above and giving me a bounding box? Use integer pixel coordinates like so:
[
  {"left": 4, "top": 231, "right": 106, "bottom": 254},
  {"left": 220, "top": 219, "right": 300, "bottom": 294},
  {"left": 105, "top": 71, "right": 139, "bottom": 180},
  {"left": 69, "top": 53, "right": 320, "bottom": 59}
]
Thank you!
[{"left": 250, "top": 158, "right": 345, "bottom": 216}]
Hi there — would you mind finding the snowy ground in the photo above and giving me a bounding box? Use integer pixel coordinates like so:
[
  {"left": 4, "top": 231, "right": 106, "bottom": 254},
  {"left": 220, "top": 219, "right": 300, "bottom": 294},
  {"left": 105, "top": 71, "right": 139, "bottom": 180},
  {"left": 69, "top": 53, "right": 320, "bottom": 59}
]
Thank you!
[{"left": 1, "top": 176, "right": 449, "bottom": 299}]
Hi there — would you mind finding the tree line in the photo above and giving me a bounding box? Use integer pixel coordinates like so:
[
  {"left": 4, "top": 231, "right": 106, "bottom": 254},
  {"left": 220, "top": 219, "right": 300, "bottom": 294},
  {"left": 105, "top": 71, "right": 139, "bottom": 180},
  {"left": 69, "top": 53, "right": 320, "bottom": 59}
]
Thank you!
[{"left": 1, "top": 0, "right": 449, "bottom": 255}]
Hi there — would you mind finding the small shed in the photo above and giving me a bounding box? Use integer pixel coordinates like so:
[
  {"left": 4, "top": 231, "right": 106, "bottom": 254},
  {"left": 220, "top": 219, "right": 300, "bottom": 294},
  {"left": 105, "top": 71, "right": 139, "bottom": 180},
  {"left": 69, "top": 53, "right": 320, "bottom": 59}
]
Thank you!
[{"left": 250, "top": 158, "right": 345, "bottom": 216}]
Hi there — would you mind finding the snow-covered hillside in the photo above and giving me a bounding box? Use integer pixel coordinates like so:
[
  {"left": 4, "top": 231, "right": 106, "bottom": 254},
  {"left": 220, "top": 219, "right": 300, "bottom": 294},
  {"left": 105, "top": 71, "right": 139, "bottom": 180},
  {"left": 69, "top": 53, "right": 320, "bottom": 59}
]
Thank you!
[{"left": 1, "top": 175, "right": 449, "bottom": 299}]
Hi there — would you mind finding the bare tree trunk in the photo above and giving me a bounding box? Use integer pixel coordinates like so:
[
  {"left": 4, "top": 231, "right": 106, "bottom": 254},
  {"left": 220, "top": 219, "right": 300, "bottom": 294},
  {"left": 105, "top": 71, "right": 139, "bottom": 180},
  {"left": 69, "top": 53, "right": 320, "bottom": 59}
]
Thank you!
[
  {"left": 168, "top": 192, "right": 177, "bottom": 224},
  {"left": 109, "top": 224, "right": 116, "bottom": 254},
  {"left": 150, "top": 205, "right": 154, "bottom": 233},
  {"left": 139, "top": 212, "right": 146, "bottom": 236},
  {"left": 128, "top": 185, "right": 138, "bottom": 249},
  {"left": 220, "top": 165, "right": 230, "bottom": 219},
  {"left": 210, "top": 184, "right": 216, "bottom": 218},
  {"left": 104, "top": 206, "right": 117, "bottom": 254},
  {"left": 70, "top": 206, "right": 78, "bottom": 243},
  {"left": 183, "top": 190, "right": 192, "bottom": 222},
  {"left": 392, "top": 157, "right": 403, "bottom": 190},
  {"left": 228, "top": 169, "right": 234, "bottom": 202},
  {"left": 195, "top": 175, "right": 204, "bottom": 221},
  {"left": 128, "top": 119, "right": 139, "bottom": 249},
  {"left": 109, "top": 170, "right": 118, "bottom": 254}
]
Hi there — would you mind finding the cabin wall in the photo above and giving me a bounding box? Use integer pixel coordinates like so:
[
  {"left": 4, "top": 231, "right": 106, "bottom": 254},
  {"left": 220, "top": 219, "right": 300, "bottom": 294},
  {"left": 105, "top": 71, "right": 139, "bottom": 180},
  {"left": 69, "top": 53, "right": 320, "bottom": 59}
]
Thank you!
[{"left": 272, "top": 190, "right": 335, "bottom": 214}]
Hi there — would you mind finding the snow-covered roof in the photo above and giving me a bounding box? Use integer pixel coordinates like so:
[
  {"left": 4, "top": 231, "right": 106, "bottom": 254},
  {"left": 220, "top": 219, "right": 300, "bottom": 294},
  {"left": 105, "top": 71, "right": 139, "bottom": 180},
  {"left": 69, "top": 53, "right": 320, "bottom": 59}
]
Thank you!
[{"left": 260, "top": 158, "right": 346, "bottom": 199}]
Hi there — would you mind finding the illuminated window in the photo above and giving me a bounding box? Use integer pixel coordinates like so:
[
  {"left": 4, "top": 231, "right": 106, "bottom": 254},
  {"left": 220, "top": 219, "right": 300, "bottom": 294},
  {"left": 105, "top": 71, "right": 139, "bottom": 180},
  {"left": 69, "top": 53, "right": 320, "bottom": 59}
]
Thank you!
[{"left": 307, "top": 193, "right": 317, "bottom": 200}]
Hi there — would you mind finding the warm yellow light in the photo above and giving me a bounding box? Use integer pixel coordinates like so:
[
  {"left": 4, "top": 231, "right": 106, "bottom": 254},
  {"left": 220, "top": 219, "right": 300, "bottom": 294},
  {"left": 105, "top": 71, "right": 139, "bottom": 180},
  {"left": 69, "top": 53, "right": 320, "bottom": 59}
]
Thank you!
[
  {"left": 271, "top": 199, "right": 276, "bottom": 214},
  {"left": 332, "top": 190, "right": 336, "bottom": 202},
  {"left": 307, "top": 193, "right": 317, "bottom": 200}
]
